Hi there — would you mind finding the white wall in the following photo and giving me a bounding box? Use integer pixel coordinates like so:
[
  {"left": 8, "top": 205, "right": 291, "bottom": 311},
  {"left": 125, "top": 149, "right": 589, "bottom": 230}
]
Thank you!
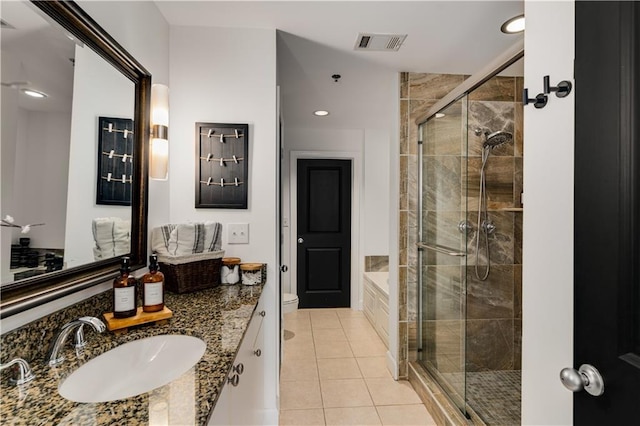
[
  {"left": 522, "top": 1, "right": 575, "bottom": 424},
  {"left": 2, "top": 1, "right": 170, "bottom": 333},
  {"left": 169, "top": 25, "right": 278, "bottom": 422},
  {"left": 14, "top": 109, "right": 71, "bottom": 249},
  {"left": 64, "top": 44, "right": 134, "bottom": 268},
  {"left": 78, "top": 0, "right": 172, "bottom": 254}
]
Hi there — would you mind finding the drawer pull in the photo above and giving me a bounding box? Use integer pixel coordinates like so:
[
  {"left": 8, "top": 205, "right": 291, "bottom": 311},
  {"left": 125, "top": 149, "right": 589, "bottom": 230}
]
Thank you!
[
  {"left": 232, "top": 363, "right": 244, "bottom": 375},
  {"left": 227, "top": 374, "right": 239, "bottom": 387},
  {"left": 258, "top": 310, "right": 266, "bottom": 317},
  {"left": 254, "top": 349, "right": 262, "bottom": 357}
]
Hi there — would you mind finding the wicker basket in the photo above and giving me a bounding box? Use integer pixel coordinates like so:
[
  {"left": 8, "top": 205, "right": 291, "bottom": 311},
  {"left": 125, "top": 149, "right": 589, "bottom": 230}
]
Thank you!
[{"left": 157, "top": 250, "right": 224, "bottom": 294}]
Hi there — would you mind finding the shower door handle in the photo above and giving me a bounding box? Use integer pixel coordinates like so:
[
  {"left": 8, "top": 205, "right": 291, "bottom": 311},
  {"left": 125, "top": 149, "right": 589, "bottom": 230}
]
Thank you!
[{"left": 416, "top": 242, "right": 466, "bottom": 257}]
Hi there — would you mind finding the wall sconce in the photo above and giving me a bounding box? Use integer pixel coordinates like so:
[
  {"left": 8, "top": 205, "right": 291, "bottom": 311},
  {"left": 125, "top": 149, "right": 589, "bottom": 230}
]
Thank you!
[{"left": 150, "top": 83, "right": 169, "bottom": 180}]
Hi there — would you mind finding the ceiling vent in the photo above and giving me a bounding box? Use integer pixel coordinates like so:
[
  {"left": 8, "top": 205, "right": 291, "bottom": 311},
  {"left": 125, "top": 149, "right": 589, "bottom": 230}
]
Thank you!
[
  {"left": 354, "top": 33, "right": 407, "bottom": 52},
  {"left": 1, "top": 19, "right": 16, "bottom": 30}
]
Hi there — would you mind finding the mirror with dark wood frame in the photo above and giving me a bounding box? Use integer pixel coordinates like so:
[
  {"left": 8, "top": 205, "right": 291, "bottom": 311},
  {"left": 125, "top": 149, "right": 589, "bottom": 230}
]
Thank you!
[{"left": 0, "top": 0, "right": 150, "bottom": 318}]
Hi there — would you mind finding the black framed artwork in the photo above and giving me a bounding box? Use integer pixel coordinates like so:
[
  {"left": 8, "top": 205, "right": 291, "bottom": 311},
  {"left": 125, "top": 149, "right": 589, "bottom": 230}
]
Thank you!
[
  {"left": 96, "top": 116, "right": 134, "bottom": 206},
  {"left": 195, "top": 122, "right": 249, "bottom": 209}
]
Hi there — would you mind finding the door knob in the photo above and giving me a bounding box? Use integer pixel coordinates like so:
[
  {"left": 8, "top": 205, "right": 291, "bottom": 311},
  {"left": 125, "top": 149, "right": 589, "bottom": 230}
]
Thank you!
[
  {"left": 298, "top": 237, "right": 304, "bottom": 244},
  {"left": 559, "top": 364, "right": 604, "bottom": 396}
]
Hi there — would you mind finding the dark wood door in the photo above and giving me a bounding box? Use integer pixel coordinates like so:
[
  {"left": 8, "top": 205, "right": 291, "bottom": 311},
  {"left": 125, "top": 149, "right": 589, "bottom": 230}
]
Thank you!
[
  {"left": 296, "top": 159, "right": 351, "bottom": 308},
  {"left": 574, "top": 2, "right": 640, "bottom": 423}
]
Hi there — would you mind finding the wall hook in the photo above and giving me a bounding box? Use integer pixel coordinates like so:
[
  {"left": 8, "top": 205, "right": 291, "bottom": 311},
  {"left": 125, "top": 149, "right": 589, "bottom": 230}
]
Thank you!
[
  {"left": 543, "top": 75, "right": 572, "bottom": 98},
  {"left": 523, "top": 88, "right": 548, "bottom": 109}
]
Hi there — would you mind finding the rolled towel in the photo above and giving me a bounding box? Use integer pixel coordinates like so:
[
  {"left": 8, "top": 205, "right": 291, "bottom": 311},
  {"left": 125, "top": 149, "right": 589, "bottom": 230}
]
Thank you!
[{"left": 167, "top": 223, "right": 206, "bottom": 256}]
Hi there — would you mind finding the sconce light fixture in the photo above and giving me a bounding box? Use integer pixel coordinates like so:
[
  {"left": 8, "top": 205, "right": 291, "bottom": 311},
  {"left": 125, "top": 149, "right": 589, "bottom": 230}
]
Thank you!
[{"left": 150, "top": 83, "right": 169, "bottom": 180}]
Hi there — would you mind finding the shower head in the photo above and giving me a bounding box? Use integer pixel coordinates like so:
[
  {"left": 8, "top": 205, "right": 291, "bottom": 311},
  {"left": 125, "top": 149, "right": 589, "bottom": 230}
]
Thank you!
[
  {"left": 474, "top": 127, "right": 513, "bottom": 149},
  {"left": 483, "top": 130, "right": 513, "bottom": 149}
]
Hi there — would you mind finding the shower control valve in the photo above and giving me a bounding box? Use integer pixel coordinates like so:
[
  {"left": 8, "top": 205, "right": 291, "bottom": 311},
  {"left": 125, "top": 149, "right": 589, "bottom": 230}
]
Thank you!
[
  {"left": 482, "top": 220, "right": 496, "bottom": 234},
  {"left": 457, "top": 220, "right": 474, "bottom": 234}
]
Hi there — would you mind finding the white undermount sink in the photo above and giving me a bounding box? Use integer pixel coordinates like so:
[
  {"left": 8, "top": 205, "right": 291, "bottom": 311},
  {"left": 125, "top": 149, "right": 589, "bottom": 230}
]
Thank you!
[{"left": 58, "top": 334, "right": 206, "bottom": 403}]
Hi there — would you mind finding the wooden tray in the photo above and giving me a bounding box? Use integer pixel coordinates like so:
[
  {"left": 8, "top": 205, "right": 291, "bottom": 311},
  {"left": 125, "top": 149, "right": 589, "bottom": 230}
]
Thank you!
[{"left": 103, "top": 307, "right": 172, "bottom": 334}]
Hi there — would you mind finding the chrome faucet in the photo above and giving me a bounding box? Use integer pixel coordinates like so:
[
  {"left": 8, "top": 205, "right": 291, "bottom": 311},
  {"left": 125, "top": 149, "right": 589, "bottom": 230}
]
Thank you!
[
  {"left": 0, "top": 358, "right": 36, "bottom": 385},
  {"left": 47, "top": 316, "right": 106, "bottom": 367}
]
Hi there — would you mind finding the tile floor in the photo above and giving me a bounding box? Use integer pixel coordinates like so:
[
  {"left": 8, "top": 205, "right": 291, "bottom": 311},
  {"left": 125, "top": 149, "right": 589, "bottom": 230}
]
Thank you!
[{"left": 279, "top": 308, "right": 436, "bottom": 426}]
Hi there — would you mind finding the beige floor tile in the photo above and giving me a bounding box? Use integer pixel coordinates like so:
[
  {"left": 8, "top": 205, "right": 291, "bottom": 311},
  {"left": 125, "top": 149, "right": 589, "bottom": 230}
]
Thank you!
[
  {"left": 285, "top": 317, "right": 312, "bottom": 331},
  {"left": 313, "top": 328, "right": 348, "bottom": 342},
  {"left": 376, "top": 404, "right": 437, "bottom": 426},
  {"left": 339, "top": 317, "right": 374, "bottom": 329},
  {"left": 281, "top": 359, "right": 319, "bottom": 382},
  {"left": 285, "top": 328, "right": 313, "bottom": 341},
  {"left": 349, "top": 338, "right": 388, "bottom": 357},
  {"left": 365, "top": 377, "right": 422, "bottom": 406},
  {"left": 284, "top": 340, "right": 316, "bottom": 360},
  {"left": 335, "top": 309, "right": 366, "bottom": 319},
  {"left": 280, "top": 380, "right": 323, "bottom": 410},
  {"left": 285, "top": 310, "right": 311, "bottom": 320},
  {"left": 317, "top": 358, "right": 362, "bottom": 380},
  {"left": 343, "top": 327, "right": 381, "bottom": 341},
  {"left": 315, "top": 340, "right": 354, "bottom": 359},
  {"left": 311, "top": 316, "right": 343, "bottom": 329},
  {"left": 324, "top": 407, "right": 382, "bottom": 426},
  {"left": 310, "top": 310, "right": 339, "bottom": 319},
  {"left": 320, "top": 378, "right": 373, "bottom": 408},
  {"left": 356, "top": 357, "right": 392, "bottom": 378},
  {"left": 279, "top": 409, "right": 326, "bottom": 426}
]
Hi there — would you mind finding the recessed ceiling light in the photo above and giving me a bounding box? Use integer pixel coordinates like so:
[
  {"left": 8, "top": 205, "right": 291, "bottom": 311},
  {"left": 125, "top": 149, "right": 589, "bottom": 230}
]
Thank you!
[
  {"left": 435, "top": 113, "right": 446, "bottom": 118},
  {"left": 314, "top": 110, "right": 329, "bottom": 117},
  {"left": 501, "top": 15, "right": 525, "bottom": 34},
  {"left": 21, "top": 89, "right": 47, "bottom": 99}
]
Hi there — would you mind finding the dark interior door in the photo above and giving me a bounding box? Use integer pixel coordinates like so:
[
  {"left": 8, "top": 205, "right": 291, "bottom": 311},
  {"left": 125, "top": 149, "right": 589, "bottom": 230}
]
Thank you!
[
  {"left": 297, "top": 159, "right": 351, "bottom": 308},
  {"left": 574, "top": 2, "right": 640, "bottom": 423}
]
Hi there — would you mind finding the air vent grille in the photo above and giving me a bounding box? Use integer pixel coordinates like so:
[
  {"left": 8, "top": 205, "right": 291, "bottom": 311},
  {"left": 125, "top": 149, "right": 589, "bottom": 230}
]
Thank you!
[{"left": 354, "top": 33, "right": 407, "bottom": 52}]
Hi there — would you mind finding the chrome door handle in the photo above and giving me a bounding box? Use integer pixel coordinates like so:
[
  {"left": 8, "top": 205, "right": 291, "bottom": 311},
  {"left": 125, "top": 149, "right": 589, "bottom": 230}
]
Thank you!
[
  {"left": 559, "top": 364, "right": 604, "bottom": 396},
  {"left": 298, "top": 237, "right": 304, "bottom": 244}
]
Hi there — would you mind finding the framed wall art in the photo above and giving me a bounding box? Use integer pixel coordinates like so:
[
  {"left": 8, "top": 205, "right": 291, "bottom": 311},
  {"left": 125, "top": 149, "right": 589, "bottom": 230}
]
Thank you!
[
  {"left": 195, "top": 122, "right": 249, "bottom": 209},
  {"left": 96, "top": 116, "right": 134, "bottom": 206}
]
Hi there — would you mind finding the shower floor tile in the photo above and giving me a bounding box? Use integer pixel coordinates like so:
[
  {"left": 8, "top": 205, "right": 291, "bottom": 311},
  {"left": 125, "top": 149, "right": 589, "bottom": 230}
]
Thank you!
[{"left": 440, "top": 369, "right": 521, "bottom": 425}]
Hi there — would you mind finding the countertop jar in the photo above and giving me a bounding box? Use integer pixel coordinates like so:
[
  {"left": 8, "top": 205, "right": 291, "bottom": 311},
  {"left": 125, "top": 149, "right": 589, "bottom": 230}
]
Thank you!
[
  {"left": 240, "top": 263, "right": 263, "bottom": 286},
  {"left": 221, "top": 257, "right": 241, "bottom": 284}
]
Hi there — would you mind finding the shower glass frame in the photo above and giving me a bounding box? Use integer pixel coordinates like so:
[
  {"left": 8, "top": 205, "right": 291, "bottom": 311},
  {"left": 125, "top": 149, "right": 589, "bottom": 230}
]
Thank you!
[{"left": 417, "top": 96, "right": 469, "bottom": 415}]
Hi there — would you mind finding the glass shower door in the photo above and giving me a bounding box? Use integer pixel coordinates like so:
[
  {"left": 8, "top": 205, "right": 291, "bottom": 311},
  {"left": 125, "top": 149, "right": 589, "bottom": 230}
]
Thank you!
[{"left": 417, "top": 97, "right": 468, "bottom": 413}]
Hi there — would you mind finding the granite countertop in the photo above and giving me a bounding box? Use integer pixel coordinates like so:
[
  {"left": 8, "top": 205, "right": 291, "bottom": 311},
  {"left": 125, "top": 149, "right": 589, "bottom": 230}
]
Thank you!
[
  {"left": 363, "top": 271, "right": 389, "bottom": 295},
  {"left": 0, "top": 284, "right": 264, "bottom": 425}
]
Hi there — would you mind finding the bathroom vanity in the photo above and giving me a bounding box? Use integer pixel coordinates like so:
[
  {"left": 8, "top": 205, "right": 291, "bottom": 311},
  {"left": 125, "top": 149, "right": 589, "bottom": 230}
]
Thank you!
[{"left": 0, "top": 284, "right": 266, "bottom": 425}]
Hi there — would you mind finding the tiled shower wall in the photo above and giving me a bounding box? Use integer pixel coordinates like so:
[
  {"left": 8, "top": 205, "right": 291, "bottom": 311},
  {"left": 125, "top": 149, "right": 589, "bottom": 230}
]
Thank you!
[
  {"left": 398, "top": 73, "right": 467, "bottom": 378},
  {"left": 398, "top": 72, "right": 523, "bottom": 378}
]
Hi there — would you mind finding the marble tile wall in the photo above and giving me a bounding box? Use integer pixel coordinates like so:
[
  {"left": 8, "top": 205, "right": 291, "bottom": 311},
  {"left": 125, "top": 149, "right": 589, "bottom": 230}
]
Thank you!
[
  {"left": 398, "top": 72, "right": 466, "bottom": 379},
  {"left": 398, "top": 73, "right": 523, "bottom": 378},
  {"left": 364, "top": 256, "right": 389, "bottom": 272}
]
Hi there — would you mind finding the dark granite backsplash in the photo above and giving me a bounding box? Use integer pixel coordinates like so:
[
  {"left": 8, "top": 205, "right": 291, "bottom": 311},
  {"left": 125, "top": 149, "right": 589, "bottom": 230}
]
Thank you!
[{"left": 1, "top": 290, "right": 113, "bottom": 365}]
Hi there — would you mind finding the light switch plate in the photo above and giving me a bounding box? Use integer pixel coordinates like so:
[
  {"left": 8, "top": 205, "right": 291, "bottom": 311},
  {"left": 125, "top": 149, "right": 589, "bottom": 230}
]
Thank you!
[{"left": 228, "top": 223, "right": 249, "bottom": 244}]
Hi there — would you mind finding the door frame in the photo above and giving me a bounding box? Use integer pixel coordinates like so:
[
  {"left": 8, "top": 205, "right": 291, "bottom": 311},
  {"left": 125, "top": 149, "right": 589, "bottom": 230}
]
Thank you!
[{"left": 290, "top": 151, "right": 362, "bottom": 309}]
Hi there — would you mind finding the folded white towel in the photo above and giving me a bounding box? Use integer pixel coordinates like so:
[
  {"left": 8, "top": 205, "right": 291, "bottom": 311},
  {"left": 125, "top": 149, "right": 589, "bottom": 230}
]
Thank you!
[
  {"left": 167, "top": 223, "right": 206, "bottom": 256},
  {"left": 92, "top": 217, "right": 130, "bottom": 260}
]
